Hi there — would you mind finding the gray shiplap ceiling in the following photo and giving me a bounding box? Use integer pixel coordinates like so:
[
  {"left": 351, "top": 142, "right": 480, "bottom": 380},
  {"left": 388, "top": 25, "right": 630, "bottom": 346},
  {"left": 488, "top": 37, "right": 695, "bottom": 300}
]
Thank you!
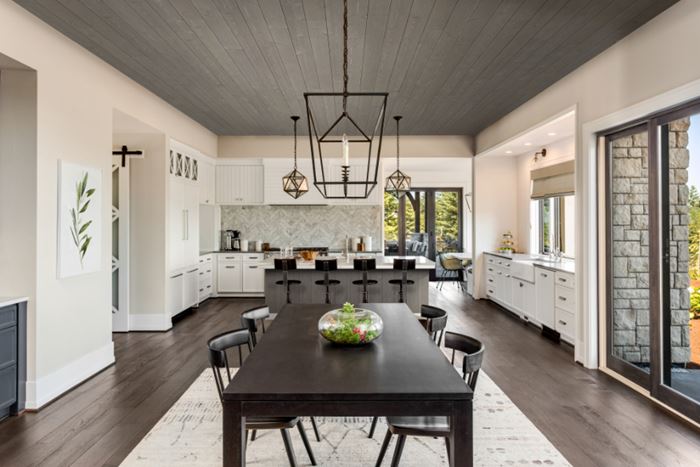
[{"left": 15, "top": 0, "right": 678, "bottom": 135}]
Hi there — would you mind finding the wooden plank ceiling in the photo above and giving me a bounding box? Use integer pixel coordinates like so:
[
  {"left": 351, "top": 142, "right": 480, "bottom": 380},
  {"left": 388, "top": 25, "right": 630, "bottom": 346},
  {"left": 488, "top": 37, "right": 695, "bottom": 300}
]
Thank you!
[{"left": 15, "top": 0, "right": 678, "bottom": 135}]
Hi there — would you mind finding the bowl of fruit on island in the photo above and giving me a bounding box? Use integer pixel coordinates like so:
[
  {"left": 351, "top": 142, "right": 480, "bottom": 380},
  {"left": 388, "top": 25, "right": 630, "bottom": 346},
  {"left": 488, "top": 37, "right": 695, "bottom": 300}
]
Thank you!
[{"left": 318, "top": 302, "right": 384, "bottom": 345}]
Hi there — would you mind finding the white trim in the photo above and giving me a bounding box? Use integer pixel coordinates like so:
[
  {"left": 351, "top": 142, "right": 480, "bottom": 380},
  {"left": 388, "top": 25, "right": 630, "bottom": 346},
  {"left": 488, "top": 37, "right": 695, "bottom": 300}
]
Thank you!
[
  {"left": 129, "top": 313, "right": 172, "bottom": 331},
  {"left": 25, "top": 341, "right": 114, "bottom": 409},
  {"left": 579, "top": 76, "right": 700, "bottom": 369}
]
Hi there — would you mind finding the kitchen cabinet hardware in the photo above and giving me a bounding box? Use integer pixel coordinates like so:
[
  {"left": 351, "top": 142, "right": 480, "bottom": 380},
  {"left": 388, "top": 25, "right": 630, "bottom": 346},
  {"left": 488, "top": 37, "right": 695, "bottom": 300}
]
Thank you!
[{"left": 558, "top": 296, "right": 567, "bottom": 301}]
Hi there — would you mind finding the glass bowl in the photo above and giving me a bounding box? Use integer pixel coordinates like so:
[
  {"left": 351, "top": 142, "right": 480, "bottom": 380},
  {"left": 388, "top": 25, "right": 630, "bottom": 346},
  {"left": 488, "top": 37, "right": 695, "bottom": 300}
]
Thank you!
[{"left": 318, "top": 305, "right": 383, "bottom": 345}]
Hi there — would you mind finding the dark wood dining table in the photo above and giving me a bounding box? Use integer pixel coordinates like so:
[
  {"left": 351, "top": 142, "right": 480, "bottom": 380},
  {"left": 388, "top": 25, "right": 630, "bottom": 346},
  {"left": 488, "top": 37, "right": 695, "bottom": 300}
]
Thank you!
[{"left": 222, "top": 303, "right": 473, "bottom": 466}]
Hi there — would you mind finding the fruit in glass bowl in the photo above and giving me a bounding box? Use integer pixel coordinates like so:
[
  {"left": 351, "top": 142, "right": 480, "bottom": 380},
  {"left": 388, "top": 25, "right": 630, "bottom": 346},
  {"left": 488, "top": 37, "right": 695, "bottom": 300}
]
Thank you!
[{"left": 318, "top": 302, "right": 383, "bottom": 345}]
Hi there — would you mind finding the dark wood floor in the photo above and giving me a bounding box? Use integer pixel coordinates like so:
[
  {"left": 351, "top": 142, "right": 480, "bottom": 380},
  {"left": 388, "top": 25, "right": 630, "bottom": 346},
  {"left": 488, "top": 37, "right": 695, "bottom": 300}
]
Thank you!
[{"left": 0, "top": 288, "right": 698, "bottom": 466}]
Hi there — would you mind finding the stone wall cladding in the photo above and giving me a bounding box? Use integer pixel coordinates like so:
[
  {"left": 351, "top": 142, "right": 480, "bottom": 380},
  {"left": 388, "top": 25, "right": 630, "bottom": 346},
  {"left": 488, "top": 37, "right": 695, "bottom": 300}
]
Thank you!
[{"left": 611, "top": 119, "right": 690, "bottom": 364}]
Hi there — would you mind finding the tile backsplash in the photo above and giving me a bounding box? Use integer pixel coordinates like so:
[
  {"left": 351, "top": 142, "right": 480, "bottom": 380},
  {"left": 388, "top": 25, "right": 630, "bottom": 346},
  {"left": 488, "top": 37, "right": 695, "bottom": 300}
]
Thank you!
[{"left": 220, "top": 205, "right": 382, "bottom": 250}]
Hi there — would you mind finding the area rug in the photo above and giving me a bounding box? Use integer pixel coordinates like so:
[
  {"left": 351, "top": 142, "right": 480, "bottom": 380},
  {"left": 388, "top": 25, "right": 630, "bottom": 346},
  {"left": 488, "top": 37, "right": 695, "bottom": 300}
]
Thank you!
[{"left": 121, "top": 368, "right": 570, "bottom": 466}]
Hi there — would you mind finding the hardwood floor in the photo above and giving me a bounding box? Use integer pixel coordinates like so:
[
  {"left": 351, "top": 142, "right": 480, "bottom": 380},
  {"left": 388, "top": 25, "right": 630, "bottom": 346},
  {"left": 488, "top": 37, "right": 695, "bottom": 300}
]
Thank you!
[{"left": 0, "top": 289, "right": 698, "bottom": 466}]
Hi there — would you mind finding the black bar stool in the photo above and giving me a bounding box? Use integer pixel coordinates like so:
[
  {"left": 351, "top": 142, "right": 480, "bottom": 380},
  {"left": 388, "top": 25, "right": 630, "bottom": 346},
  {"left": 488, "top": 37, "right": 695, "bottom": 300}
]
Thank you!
[
  {"left": 388, "top": 258, "right": 416, "bottom": 303},
  {"left": 274, "top": 258, "right": 301, "bottom": 304},
  {"left": 352, "top": 258, "right": 378, "bottom": 303},
  {"left": 314, "top": 258, "right": 341, "bottom": 304}
]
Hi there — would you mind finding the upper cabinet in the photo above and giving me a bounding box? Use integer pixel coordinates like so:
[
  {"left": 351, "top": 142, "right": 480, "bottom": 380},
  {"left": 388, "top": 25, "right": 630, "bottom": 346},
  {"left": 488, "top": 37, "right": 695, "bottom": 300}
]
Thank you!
[
  {"left": 215, "top": 164, "right": 264, "bottom": 205},
  {"left": 198, "top": 159, "right": 215, "bottom": 205}
]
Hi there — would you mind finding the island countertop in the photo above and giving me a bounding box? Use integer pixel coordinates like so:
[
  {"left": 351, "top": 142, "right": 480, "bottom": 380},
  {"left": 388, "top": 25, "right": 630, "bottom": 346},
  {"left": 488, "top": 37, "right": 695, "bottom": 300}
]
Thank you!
[{"left": 260, "top": 254, "right": 436, "bottom": 270}]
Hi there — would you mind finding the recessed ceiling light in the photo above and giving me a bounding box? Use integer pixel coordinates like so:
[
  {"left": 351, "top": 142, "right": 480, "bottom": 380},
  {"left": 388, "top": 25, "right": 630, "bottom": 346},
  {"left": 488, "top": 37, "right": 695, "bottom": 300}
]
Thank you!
[
  {"left": 547, "top": 132, "right": 557, "bottom": 136},
  {"left": 524, "top": 142, "right": 532, "bottom": 146},
  {"left": 505, "top": 150, "right": 513, "bottom": 154}
]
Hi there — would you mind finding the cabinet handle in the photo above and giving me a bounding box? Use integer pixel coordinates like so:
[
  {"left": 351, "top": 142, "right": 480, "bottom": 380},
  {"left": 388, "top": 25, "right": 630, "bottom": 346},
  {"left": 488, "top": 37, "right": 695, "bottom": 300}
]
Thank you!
[
  {"left": 170, "top": 273, "right": 183, "bottom": 279},
  {"left": 488, "top": 289, "right": 494, "bottom": 294},
  {"left": 207, "top": 285, "right": 211, "bottom": 289},
  {"left": 505, "top": 274, "right": 511, "bottom": 278},
  {"left": 519, "top": 282, "right": 524, "bottom": 287},
  {"left": 225, "top": 256, "right": 236, "bottom": 260},
  {"left": 199, "top": 288, "right": 204, "bottom": 292},
  {"left": 488, "top": 268, "right": 493, "bottom": 272},
  {"left": 207, "top": 269, "right": 212, "bottom": 273},
  {"left": 187, "top": 268, "right": 198, "bottom": 273},
  {"left": 558, "top": 278, "right": 567, "bottom": 282},
  {"left": 541, "top": 273, "right": 548, "bottom": 277},
  {"left": 226, "top": 266, "right": 236, "bottom": 269},
  {"left": 248, "top": 256, "right": 258, "bottom": 260},
  {"left": 558, "top": 296, "right": 567, "bottom": 301},
  {"left": 558, "top": 319, "right": 567, "bottom": 325},
  {"left": 488, "top": 279, "right": 494, "bottom": 283}
]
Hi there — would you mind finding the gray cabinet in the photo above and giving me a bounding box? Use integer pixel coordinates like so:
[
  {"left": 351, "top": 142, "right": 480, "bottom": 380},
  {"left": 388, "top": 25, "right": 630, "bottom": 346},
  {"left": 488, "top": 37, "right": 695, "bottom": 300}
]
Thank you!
[{"left": 0, "top": 301, "right": 26, "bottom": 421}]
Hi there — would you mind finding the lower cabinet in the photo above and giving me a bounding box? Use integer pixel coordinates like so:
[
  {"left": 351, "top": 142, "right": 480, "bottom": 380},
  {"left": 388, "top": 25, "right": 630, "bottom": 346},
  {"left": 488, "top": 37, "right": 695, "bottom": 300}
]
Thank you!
[
  {"left": 218, "top": 261, "right": 243, "bottom": 292},
  {"left": 167, "top": 265, "right": 200, "bottom": 318},
  {"left": 535, "top": 267, "right": 555, "bottom": 328},
  {"left": 242, "top": 263, "right": 264, "bottom": 293},
  {"left": 511, "top": 278, "right": 535, "bottom": 320},
  {"left": 216, "top": 253, "right": 266, "bottom": 295},
  {"left": 166, "top": 272, "right": 184, "bottom": 317}
]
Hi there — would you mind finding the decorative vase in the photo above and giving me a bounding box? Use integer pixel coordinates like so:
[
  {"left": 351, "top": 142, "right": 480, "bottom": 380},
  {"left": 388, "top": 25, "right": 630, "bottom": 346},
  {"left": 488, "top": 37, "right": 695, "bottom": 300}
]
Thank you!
[{"left": 318, "top": 303, "right": 383, "bottom": 345}]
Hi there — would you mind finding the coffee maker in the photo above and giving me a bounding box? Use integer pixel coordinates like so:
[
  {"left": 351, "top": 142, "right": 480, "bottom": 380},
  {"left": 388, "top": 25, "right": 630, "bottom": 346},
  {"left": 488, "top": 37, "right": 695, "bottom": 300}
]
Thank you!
[{"left": 222, "top": 230, "right": 241, "bottom": 250}]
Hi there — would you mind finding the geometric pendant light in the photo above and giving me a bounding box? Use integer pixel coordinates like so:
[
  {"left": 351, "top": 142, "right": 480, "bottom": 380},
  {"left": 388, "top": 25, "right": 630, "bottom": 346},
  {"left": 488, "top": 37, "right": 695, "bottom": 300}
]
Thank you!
[
  {"left": 385, "top": 115, "right": 411, "bottom": 198},
  {"left": 282, "top": 115, "right": 309, "bottom": 199}
]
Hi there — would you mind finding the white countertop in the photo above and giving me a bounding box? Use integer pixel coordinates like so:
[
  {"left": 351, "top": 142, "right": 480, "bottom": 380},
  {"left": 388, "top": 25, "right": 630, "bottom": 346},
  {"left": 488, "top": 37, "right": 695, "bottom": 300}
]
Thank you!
[
  {"left": 0, "top": 296, "right": 29, "bottom": 308},
  {"left": 262, "top": 255, "right": 436, "bottom": 270},
  {"left": 486, "top": 251, "right": 575, "bottom": 275}
]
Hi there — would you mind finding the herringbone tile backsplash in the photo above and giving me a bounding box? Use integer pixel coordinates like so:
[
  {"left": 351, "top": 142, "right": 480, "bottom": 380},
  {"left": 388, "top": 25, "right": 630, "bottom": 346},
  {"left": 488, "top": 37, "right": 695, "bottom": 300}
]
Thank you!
[{"left": 221, "top": 205, "right": 382, "bottom": 249}]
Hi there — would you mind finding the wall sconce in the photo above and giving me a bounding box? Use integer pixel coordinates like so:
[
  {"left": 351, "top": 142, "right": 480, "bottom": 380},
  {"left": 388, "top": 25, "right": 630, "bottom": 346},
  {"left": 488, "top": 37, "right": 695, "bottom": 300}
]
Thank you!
[{"left": 533, "top": 148, "right": 547, "bottom": 163}]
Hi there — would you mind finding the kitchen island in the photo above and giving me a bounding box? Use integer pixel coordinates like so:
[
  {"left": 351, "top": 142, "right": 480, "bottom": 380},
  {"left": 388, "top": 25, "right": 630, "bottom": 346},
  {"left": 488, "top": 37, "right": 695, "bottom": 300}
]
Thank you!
[{"left": 263, "top": 255, "right": 435, "bottom": 313}]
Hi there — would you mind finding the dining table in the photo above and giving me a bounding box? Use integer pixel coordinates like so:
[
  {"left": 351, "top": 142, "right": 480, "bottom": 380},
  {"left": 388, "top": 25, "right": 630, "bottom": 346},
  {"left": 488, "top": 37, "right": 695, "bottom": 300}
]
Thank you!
[{"left": 222, "top": 303, "right": 473, "bottom": 466}]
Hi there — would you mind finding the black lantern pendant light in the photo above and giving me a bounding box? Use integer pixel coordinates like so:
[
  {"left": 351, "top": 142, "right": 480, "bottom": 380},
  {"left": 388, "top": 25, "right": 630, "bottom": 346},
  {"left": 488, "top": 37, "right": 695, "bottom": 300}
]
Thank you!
[
  {"left": 304, "top": 0, "right": 388, "bottom": 199},
  {"left": 385, "top": 115, "right": 411, "bottom": 198},
  {"left": 282, "top": 116, "right": 309, "bottom": 199}
]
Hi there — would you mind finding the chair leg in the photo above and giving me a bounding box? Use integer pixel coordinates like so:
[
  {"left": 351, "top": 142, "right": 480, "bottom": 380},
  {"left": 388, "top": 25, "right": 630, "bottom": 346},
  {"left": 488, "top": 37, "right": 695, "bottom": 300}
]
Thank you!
[
  {"left": 398, "top": 283, "right": 404, "bottom": 303},
  {"left": 296, "top": 421, "right": 317, "bottom": 466},
  {"left": 375, "top": 429, "right": 393, "bottom": 467},
  {"left": 286, "top": 285, "right": 292, "bottom": 304},
  {"left": 363, "top": 284, "right": 369, "bottom": 303},
  {"left": 325, "top": 284, "right": 330, "bottom": 304},
  {"left": 251, "top": 429, "right": 257, "bottom": 441},
  {"left": 368, "top": 416, "right": 378, "bottom": 438},
  {"left": 310, "top": 416, "right": 321, "bottom": 442},
  {"left": 280, "top": 429, "right": 298, "bottom": 467},
  {"left": 390, "top": 434, "right": 407, "bottom": 467}
]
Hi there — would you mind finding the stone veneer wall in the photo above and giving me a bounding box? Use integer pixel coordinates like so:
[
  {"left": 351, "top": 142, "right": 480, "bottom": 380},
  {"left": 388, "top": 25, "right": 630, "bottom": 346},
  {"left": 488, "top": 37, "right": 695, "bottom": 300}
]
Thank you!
[
  {"left": 220, "top": 205, "right": 382, "bottom": 250},
  {"left": 611, "top": 118, "right": 690, "bottom": 364}
]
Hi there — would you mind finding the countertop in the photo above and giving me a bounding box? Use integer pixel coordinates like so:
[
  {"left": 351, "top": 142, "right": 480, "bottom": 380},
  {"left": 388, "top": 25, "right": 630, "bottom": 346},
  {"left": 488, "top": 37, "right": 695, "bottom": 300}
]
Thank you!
[
  {"left": 0, "top": 296, "right": 29, "bottom": 308},
  {"left": 262, "top": 255, "right": 436, "bottom": 270},
  {"left": 485, "top": 251, "right": 575, "bottom": 275}
]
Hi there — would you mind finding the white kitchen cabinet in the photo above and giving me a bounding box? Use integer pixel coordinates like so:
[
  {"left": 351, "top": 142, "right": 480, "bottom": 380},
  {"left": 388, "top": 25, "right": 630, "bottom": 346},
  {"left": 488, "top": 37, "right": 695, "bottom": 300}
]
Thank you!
[
  {"left": 535, "top": 267, "right": 555, "bottom": 328},
  {"left": 218, "top": 261, "right": 243, "bottom": 293},
  {"left": 198, "top": 159, "right": 215, "bottom": 205},
  {"left": 183, "top": 267, "right": 199, "bottom": 310},
  {"left": 166, "top": 272, "right": 184, "bottom": 317},
  {"left": 198, "top": 254, "right": 214, "bottom": 301},
  {"left": 242, "top": 263, "right": 264, "bottom": 293},
  {"left": 216, "top": 165, "right": 264, "bottom": 204},
  {"left": 511, "top": 278, "right": 536, "bottom": 320},
  {"left": 555, "top": 271, "right": 576, "bottom": 343}
]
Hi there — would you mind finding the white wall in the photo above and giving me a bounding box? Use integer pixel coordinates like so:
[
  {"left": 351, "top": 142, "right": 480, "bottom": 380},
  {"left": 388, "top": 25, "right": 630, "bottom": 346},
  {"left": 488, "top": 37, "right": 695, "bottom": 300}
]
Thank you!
[
  {"left": 473, "top": 0, "right": 700, "bottom": 372},
  {"left": 472, "top": 155, "right": 518, "bottom": 299},
  {"left": 0, "top": 1, "right": 217, "bottom": 408},
  {"left": 0, "top": 67, "right": 37, "bottom": 380}
]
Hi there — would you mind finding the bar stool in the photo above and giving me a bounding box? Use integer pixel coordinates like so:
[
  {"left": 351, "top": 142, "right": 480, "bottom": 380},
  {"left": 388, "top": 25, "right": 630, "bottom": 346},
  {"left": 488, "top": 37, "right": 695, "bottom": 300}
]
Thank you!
[
  {"left": 275, "top": 258, "right": 301, "bottom": 304},
  {"left": 351, "top": 258, "right": 378, "bottom": 303},
  {"left": 314, "top": 258, "right": 341, "bottom": 304},
  {"left": 388, "top": 258, "right": 416, "bottom": 303}
]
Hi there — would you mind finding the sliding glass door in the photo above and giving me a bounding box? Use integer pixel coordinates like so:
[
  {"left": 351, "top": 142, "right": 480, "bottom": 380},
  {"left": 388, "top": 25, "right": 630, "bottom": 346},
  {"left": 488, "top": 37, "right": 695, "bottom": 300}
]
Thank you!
[{"left": 603, "top": 100, "right": 700, "bottom": 422}]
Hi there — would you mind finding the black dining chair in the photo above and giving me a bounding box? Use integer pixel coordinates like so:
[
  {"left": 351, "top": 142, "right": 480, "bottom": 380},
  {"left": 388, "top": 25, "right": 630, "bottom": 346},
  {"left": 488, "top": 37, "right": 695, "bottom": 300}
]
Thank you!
[
  {"left": 275, "top": 258, "right": 301, "bottom": 304},
  {"left": 374, "top": 331, "right": 484, "bottom": 467},
  {"left": 388, "top": 258, "right": 416, "bottom": 303},
  {"left": 240, "top": 305, "right": 322, "bottom": 443},
  {"left": 352, "top": 258, "right": 378, "bottom": 303},
  {"left": 208, "top": 329, "right": 317, "bottom": 467},
  {"left": 314, "top": 258, "right": 341, "bottom": 304},
  {"left": 367, "top": 304, "right": 449, "bottom": 440},
  {"left": 420, "top": 304, "right": 448, "bottom": 346}
]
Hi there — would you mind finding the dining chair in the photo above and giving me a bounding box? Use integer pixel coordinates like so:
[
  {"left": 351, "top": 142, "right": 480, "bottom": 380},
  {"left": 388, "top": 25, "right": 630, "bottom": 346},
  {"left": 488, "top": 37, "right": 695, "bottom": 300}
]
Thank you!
[
  {"left": 374, "top": 331, "right": 484, "bottom": 467},
  {"left": 352, "top": 258, "right": 378, "bottom": 303},
  {"left": 420, "top": 304, "right": 448, "bottom": 346},
  {"left": 368, "top": 304, "right": 449, "bottom": 440},
  {"left": 437, "top": 254, "right": 464, "bottom": 291},
  {"left": 240, "top": 306, "right": 322, "bottom": 443},
  {"left": 388, "top": 258, "right": 416, "bottom": 303},
  {"left": 207, "top": 329, "right": 317, "bottom": 467},
  {"left": 274, "top": 258, "right": 301, "bottom": 304}
]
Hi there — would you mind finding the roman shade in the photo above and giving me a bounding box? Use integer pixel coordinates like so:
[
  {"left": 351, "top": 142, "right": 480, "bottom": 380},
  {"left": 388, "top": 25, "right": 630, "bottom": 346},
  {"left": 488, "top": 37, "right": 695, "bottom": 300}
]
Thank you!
[{"left": 530, "top": 160, "right": 575, "bottom": 199}]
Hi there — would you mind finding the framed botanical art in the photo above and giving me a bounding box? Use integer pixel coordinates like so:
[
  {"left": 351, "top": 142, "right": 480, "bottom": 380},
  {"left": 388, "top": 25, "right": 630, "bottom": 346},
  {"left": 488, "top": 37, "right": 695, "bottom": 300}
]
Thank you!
[{"left": 57, "top": 160, "right": 102, "bottom": 278}]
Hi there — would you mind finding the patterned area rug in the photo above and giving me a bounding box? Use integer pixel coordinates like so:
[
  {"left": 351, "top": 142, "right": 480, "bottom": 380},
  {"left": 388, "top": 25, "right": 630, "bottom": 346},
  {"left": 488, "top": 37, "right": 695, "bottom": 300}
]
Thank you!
[{"left": 121, "top": 368, "right": 570, "bottom": 466}]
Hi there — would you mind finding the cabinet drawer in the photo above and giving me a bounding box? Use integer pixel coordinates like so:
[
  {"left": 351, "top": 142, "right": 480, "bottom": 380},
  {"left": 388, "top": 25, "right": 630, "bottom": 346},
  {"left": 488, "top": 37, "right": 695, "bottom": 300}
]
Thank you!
[
  {"left": 486, "top": 275, "right": 497, "bottom": 288},
  {"left": 242, "top": 254, "right": 264, "bottom": 262},
  {"left": 486, "top": 256, "right": 496, "bottom": 265},
  {"left": 198, "top": 255, "right": 213, "bottom": 264},
  {"left": 555, "top": 308, "right": 575, "bottom": 342},
  {"left": 0, "top": 326, "right": 17, "bottom": 369},
  {"left": 0, "top": 305, "right": 17, "bottom": 330},
  {"left": 218, "top": 254, "right": 241, "bottom": 263},
  {"left": 0, "top": 364, "right": 16, "bottom": 410},
  {"left": 555, "top": 285, "right": 575, "bottom": 313},
  {"left": 555, "top": 271, "right": 575, "bottom": 289}
]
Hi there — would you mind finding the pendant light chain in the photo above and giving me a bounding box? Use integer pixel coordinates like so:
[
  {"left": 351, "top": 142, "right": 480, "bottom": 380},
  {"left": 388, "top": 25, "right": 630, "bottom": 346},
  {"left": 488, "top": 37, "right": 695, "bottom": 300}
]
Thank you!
[
  {"left": 342, "top": 0, "right": 349, "bottom": 113},
  {"left": 396, "top": 117, "right": 400, "bottom": 170},
  {"left": 293, "top": 116, "right": 298, "bottom": 168}
]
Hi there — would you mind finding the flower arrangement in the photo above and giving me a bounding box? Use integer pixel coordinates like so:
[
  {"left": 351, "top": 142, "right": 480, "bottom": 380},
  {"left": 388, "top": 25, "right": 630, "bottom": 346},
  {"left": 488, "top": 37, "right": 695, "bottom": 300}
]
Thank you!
[{"left": 318, "top": 302, "right": 383, "bottom": 345}]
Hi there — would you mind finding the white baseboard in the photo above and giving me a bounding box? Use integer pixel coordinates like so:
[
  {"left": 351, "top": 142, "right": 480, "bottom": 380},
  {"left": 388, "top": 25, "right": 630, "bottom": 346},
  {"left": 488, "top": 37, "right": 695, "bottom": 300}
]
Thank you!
[
  {"left": 129, "top": 313, "right": 172, "bottom": 331},
  {"left": 25, "top": 341, "right": 115, "bottom": 410}
]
